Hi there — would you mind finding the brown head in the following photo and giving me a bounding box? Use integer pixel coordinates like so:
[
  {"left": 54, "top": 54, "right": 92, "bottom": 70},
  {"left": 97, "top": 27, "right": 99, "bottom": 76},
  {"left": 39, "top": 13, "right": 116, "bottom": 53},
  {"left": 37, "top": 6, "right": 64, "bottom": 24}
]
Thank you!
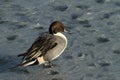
[{"left": 49, "top": 21, "right": 64, "bottom": 34}]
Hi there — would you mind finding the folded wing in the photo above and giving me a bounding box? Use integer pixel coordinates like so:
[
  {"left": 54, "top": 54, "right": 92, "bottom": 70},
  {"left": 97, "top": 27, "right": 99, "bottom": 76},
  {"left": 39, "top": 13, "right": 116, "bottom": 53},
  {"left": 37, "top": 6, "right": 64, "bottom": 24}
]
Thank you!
[{"left": 17, "top": 33, "right": 57, "bottom": 66}]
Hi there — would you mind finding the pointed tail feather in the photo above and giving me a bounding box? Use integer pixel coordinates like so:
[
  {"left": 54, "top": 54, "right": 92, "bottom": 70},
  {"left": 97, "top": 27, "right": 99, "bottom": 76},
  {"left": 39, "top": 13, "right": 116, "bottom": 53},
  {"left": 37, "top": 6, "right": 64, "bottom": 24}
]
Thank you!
[
  {"left": 19, "top": 60, "right": 38, "bottom": 67},
  {"left": 10, "top": 60, "right": 37, "bottom": 69},
  {"left": 17, "top": 52, "right": 27, "bottom": 57}
]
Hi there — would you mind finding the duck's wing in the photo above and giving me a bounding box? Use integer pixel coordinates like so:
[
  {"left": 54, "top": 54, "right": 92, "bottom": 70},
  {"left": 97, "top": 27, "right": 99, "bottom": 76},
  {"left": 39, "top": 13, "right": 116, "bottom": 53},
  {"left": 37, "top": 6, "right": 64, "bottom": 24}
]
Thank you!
[{"left": 18, "top": 33, "right": 57, "bottom": 62}]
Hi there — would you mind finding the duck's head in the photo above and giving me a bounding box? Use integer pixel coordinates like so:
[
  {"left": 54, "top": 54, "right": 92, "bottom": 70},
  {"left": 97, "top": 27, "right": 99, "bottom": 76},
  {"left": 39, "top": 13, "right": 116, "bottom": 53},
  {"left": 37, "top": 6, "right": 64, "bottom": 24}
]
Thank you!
[{"left": 49, "top": 21, "right": 64, "bottom": 34}]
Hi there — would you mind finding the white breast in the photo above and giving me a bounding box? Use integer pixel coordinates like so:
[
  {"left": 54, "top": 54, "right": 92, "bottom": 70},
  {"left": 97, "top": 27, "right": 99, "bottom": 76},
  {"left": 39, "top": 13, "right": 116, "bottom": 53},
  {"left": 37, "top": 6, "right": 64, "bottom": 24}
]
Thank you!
[
  {"left": 54, "top": 32, "right": 67, "bottom": 56},
  {"left": 54, "top": 32, "right": 67, "bottom": 46}
]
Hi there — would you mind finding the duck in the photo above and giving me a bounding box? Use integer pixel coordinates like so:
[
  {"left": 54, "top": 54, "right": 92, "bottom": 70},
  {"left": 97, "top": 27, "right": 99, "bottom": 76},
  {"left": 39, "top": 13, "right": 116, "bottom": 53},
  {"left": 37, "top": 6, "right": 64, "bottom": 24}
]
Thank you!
[{"left": 17, "top": 21, "right": 67, "bottom": 68}]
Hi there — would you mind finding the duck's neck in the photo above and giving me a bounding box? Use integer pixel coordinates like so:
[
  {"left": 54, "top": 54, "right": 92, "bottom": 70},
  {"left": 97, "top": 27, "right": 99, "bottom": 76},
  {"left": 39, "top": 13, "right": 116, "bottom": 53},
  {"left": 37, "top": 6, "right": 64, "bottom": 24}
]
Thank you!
[{"left": 54, "top": 32, "right": 67, "bottom": 42}]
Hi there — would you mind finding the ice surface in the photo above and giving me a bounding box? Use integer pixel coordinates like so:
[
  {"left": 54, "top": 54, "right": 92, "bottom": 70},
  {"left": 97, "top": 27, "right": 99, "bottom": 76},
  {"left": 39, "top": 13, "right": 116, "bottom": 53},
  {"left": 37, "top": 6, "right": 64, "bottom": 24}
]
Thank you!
[{"left": 0, "top": 0, "right": 120, "bottom": 80}]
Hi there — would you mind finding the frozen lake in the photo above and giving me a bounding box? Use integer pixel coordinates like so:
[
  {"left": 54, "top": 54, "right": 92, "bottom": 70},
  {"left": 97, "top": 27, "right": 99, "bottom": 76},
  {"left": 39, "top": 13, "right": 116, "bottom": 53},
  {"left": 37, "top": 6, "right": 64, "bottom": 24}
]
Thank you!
[{"left": 0, "top": 0, "right": 120, "bottom": 80}]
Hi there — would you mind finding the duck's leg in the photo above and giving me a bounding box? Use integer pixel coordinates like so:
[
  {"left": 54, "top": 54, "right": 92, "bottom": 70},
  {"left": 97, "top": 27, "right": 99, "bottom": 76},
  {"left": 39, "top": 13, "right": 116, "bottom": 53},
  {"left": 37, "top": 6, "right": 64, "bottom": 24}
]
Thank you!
[{"left": 43, "top": 61, "right": 56, "bottom": 68}]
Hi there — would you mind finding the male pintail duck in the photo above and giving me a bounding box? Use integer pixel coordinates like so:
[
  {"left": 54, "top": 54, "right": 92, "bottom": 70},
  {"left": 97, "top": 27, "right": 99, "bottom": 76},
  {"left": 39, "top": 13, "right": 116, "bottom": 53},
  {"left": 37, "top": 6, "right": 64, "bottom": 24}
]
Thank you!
[{"left": 17, "top": 21, "right": 67, "bottom": 68}]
